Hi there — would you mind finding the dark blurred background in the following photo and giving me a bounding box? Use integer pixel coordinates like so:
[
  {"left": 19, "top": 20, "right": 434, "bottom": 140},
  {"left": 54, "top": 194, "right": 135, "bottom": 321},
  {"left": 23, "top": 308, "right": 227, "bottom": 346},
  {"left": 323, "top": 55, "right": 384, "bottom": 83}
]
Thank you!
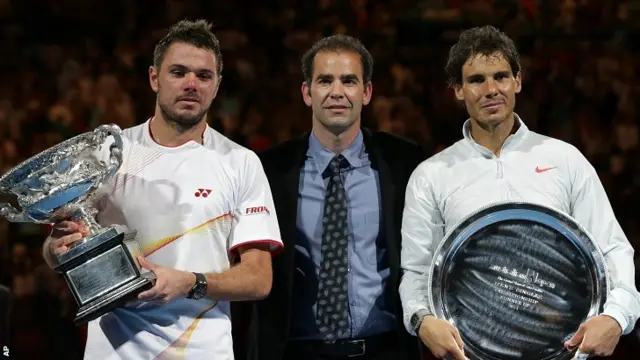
[{"left": 1, "top": 0, "right": 640, "bottom": 359}]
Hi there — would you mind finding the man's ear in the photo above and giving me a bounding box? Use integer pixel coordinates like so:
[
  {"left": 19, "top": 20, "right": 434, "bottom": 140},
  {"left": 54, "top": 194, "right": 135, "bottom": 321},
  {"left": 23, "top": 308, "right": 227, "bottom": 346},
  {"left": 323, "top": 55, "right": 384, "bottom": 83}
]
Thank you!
[
  {"left": 149, "top": 66, "right": 159, "bottom": 93},
  {"left": 454, "top": 84, "right": 464, "bottom": 101},
  {"left": 301, "top": 82, "right": 312, "bottom": 106},
  {"left": 362, "top": 82, "right": 373, "bottom": 106},
  {"left": 213, "top": 75, "right": 222, "bottom": 99}
]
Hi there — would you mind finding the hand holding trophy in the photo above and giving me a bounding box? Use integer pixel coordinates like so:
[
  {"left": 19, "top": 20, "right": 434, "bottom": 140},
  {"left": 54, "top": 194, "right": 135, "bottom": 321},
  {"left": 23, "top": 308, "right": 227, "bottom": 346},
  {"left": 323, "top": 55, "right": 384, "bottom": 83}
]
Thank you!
[{"left": 0, "top": 124, "right": 154, "bottom": 324}]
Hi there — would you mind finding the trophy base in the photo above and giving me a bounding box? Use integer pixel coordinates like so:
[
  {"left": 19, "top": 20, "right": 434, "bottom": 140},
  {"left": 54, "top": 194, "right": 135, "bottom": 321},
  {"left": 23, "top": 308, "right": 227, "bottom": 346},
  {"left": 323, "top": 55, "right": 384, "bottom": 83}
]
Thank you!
[
  {"left": 54, "top": 225, "right": 155, "bottom": 325},
  {"left": 74, "top": 274, "right": 155, "bottom": 324}
]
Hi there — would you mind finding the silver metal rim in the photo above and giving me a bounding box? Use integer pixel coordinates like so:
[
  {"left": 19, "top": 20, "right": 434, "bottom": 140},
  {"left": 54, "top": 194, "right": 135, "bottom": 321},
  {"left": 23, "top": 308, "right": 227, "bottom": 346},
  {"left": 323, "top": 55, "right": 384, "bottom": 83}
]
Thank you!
[{"left": 428, "top": 201, "right": 610, "bottom": 360}]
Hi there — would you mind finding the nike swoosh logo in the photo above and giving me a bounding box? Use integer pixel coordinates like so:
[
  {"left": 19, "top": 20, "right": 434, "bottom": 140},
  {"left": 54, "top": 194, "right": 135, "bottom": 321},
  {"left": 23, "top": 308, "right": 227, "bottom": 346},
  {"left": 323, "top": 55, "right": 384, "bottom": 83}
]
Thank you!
[{"left": 535, "top": 166, "right": 556, "bottom": 173}]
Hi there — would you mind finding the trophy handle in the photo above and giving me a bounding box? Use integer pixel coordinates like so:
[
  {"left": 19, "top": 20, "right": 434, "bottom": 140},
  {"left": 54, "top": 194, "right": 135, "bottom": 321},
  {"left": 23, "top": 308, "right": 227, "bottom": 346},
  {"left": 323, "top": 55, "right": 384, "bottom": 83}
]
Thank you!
[
  {"left": 92, "top": 124, "right": 124, "bottom": 182},
  {"left": 0, "top": 205, "right": 13, "bottom": 217},
  {"left": 58, "top": 124, "right": 124, "bottom": 249},
  {"left": 0, "top": 192, "right": 21, "bottom": 218}
]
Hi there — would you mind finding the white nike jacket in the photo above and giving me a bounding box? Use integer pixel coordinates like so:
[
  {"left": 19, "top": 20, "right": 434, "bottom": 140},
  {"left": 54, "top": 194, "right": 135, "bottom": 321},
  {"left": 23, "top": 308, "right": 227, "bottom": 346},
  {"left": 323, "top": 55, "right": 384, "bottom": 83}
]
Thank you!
[{"left": 399, "top": 115, "right": 640, "bottom": 336}]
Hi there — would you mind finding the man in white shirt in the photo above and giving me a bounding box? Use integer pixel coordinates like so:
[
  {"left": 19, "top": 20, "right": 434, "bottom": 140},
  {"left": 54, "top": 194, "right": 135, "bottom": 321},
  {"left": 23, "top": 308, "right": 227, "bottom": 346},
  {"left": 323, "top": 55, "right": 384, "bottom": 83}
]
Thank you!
[
  {"left": 399, "top": 25, "right": 640, "bottom": 360},
  {"left": 41, "top": 19, "right": 283, "bottom": 360}
]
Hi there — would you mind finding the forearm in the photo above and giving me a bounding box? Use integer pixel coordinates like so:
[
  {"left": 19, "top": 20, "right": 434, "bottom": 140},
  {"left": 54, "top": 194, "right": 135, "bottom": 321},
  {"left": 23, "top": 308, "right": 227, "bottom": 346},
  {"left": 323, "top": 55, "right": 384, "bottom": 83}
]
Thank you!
[
  {"left": 399, "top": 270, "right": 431, "bottom": 335},
  {"left": 600, "top": 242, "right": 640, "bottom": 335},
  {"left": 400, "top": 166, "right": 441, "bottom": 334},
  {"left": 573, "top": 190, "right": 640, "bottom": 333},
  {"left": 569, "top": 157, "right": 640, "bottom": 334},
  {"left": 204, "top": 261, "right": 272, "bottom": 301}
]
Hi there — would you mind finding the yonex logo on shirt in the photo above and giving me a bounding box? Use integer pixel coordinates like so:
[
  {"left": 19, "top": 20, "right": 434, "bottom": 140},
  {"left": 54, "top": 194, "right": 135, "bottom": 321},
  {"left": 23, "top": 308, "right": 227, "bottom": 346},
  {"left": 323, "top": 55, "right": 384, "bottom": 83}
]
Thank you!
[{"left": 195, "top": 188, "right": 212, "bottom": 198}]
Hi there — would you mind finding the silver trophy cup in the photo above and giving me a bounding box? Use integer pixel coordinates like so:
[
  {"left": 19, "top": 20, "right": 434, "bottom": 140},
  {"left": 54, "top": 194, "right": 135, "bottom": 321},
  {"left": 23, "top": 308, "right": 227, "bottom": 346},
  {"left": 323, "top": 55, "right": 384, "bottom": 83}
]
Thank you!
[{"left": 0, "top": 124, "right": 154, "bottom": 324}]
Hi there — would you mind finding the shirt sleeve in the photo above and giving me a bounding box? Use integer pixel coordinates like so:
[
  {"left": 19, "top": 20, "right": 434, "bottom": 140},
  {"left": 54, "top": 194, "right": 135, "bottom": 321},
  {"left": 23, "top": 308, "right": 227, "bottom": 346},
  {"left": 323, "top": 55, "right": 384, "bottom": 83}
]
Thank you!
[
  {"left": 568, "top": 148, "right": 640, "bottom": 335},
  {"left": 399, "top": 162, "right": 446, "bottom": 335},
  {"left": 228, "top": 151, "right": 283, "bottom": 258}
]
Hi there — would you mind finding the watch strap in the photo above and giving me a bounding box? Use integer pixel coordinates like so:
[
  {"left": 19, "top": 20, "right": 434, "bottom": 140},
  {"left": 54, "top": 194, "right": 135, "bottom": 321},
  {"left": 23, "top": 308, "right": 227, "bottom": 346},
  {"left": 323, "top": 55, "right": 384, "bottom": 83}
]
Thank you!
[
  {"left": 412, "top": 308, "right": 431, "bottom": 333},
  {"left": 194, "top": 272, "right": 206, "bottom": 285}
]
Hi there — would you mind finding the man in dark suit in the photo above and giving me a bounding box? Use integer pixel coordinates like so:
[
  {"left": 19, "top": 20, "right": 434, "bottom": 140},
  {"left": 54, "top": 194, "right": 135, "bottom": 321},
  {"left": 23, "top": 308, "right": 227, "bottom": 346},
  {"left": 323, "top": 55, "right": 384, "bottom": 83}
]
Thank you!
[{"left": 246, "top": 35, "right": 425, "bottom": 360}]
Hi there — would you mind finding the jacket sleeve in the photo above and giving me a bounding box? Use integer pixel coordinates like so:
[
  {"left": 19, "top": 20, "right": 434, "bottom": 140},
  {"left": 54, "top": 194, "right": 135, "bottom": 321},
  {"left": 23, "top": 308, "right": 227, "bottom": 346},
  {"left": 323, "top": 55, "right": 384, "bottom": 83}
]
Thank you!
[
  {"left": 399, "top": 162, "right": 445, "bottom": 335},
  {"left": 568, "top": 147, "right": 640, "bottom": 335}
]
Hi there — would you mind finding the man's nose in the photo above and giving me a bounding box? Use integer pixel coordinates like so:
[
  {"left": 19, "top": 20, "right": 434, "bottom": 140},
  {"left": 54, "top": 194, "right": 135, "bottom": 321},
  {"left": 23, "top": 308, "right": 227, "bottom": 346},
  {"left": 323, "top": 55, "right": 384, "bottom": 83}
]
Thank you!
[
  {"left": 329, "top": 81, "right": 345, "bottom": 97},
  {"left": 483, "top": 78, "right": 498, "bottom": 97},
  {"left": 184, "top": 72, "right": 197, "bottom": 91}
]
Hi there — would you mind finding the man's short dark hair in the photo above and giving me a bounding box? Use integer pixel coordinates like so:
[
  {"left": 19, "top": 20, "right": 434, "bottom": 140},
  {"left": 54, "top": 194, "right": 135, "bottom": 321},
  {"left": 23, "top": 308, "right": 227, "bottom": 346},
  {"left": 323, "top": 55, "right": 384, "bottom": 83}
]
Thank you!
[
  {"left": 445, "top": 25, "right": 520, "bottom": 86},
  {"left": 153, "top": 19, "right": 223, "bottom": 75},
  {"left": 301, "top": 35, "right": 374, "bottom": 85}
]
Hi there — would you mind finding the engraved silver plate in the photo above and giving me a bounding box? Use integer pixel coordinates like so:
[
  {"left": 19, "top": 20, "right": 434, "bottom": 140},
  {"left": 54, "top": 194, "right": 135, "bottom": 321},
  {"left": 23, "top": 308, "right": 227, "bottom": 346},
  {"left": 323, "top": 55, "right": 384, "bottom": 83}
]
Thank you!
[
  {"left": 0, "top": 124, "right": 154, "bottom": 324},
  {"left": 429, "top": 202, "right": 609, "bottom": 360}
]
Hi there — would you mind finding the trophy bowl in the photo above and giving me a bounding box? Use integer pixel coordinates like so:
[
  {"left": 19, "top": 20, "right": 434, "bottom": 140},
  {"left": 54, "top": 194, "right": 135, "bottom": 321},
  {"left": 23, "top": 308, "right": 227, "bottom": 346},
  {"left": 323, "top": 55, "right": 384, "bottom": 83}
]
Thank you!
[
  {"left": 428, "top": 201, "right": 609, "bottom": 360},
  {"left": 0, "top": 124, "right": 154, "bottom": 324}
]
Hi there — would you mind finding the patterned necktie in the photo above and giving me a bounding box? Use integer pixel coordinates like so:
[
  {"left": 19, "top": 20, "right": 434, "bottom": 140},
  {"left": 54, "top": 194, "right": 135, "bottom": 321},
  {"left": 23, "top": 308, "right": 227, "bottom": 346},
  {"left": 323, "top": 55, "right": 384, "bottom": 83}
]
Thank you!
[{"left": 316, "top": 154, "right": 350, "bottom": 340}]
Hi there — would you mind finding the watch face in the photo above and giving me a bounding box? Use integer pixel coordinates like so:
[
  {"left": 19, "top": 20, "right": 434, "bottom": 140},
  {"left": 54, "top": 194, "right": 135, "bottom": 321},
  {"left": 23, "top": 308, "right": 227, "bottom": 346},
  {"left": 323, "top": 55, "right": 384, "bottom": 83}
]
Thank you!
[
  {"left": 193, "top": 286, "right": 206, "bottom": 299},
  {"left": 189, "top": 273, "right": 207, "bottom": 299},
  {"left": 411, "top": 313, "right": 419, "bottom": 329}
]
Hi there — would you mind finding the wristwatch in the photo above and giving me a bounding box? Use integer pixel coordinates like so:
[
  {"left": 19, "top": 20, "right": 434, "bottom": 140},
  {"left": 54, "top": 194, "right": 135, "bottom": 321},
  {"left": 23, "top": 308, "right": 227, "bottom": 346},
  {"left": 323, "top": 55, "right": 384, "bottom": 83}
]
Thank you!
[
  {"left": 410, "top": 309, "right": 431, "bottom": 334},
  {"left": 187, "top": 272, "right": 207, "bottom": 299}
]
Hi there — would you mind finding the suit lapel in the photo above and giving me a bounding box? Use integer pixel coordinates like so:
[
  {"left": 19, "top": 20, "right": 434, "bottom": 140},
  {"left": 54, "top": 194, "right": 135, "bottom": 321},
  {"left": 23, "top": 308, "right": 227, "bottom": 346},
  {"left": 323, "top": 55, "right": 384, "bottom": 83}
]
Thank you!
[
  {"left": 281, "top": 132, "right": 310, "bottom": 299},
  {"left": 362, "top": 129, "right": 397, "bottom": 262},
  {"left": 362, "top": 129, "right": 401, "bottom": 315}
]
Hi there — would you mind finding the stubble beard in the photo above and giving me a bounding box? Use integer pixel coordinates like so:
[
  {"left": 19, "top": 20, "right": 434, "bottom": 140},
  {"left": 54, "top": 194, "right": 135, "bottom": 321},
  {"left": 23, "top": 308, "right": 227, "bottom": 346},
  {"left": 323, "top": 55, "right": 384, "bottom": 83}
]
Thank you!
[
  {"left": 473, "top": 104, "right": 515, "bottom": 133},
  {"left": 158, "top": 96, "right": 209, "bottom": 133}
]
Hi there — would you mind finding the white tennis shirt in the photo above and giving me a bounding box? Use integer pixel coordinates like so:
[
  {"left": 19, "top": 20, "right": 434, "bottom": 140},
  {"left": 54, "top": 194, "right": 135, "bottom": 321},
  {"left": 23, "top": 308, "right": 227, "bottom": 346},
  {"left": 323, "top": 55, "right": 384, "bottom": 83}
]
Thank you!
[
  {"left": 400, "top": 115, "right": 640, "bottom": 336},
  {"left": 83, "top": 119, "right": 283, "bottom": 359}
]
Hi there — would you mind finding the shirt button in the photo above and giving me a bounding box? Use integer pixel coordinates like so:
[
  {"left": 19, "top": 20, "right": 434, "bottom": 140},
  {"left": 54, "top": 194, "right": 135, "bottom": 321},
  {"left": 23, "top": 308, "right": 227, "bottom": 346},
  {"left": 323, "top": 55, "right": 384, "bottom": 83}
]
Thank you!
[{"left": 351, "top": 301, "right": 356, "bottom": 306}]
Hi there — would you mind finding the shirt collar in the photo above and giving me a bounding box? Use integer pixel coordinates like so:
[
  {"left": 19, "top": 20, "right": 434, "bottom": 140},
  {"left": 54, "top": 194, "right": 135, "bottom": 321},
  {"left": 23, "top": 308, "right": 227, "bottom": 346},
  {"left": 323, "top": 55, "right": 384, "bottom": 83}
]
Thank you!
[
  {"left": 307, "top": 130, "right": 366, "bottom": 175},
  {"left": 462, "top": 113, "right": 529, "bottom": 154}
]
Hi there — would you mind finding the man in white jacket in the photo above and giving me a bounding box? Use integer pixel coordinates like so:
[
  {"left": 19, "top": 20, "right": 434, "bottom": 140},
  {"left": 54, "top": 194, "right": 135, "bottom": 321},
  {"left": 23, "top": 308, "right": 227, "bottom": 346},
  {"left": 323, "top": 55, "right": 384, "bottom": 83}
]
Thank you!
[{"left": 399, "top": 25, "right": 640, "bottom": 360}]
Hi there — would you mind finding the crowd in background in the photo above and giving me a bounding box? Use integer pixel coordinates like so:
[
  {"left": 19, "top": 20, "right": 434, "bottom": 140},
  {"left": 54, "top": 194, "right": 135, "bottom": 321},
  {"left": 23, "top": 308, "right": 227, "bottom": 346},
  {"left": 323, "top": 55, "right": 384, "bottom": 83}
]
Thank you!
[{"left": 2, "top": 0, "right": 640, "bottom": 358}]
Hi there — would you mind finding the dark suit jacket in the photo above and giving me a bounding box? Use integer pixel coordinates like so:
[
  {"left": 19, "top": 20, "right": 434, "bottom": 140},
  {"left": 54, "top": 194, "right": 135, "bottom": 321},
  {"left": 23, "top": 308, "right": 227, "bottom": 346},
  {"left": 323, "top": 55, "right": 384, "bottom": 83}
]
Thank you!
[{"left": 236, "top": 128, "right": 425, "bottom": 360}]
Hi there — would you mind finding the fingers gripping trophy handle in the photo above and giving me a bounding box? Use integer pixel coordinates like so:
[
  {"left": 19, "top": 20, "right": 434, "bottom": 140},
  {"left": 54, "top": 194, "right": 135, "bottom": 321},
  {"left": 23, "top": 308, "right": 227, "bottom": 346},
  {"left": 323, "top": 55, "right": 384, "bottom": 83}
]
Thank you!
[{"left": 68, "top": 207, "right": 101, "bottom": 236}]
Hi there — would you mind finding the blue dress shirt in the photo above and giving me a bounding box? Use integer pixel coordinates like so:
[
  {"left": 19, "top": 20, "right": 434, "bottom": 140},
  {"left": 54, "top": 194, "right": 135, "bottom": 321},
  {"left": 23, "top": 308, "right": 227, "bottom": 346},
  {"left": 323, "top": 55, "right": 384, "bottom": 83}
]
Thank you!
[{"left": 289, "top": 130, "right": 396, "bottom": 340}]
